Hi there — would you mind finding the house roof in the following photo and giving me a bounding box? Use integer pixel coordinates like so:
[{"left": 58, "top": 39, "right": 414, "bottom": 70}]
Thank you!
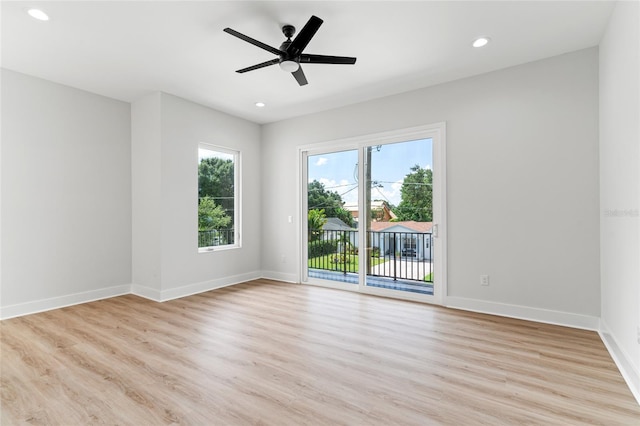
[
  {"left": 322, "top": 217, "right": 353, "bottom": 231},
  {"left": 343, "top": 201, "right": 398, "bottom": 221},
  {"left": 369, "top": 221, "right": 433, "bottom": 233}
]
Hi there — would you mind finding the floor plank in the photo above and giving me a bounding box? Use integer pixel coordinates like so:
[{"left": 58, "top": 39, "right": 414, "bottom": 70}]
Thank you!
[{"left": 1, "top": 279, "right": 639, "bottom": 425}]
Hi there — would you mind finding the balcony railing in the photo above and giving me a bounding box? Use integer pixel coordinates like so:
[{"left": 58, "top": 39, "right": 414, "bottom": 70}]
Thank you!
[
  {"left": 198, "top": 229, "right": 234, "bottom": 248},
  {"left": 308, "top": 229, "right": 433, "bottom": 283}
]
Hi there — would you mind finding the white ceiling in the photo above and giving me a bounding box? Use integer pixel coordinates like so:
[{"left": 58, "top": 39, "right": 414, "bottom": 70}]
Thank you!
[{"left": 2, "top": 1, "right": 614, "bottom": 124}]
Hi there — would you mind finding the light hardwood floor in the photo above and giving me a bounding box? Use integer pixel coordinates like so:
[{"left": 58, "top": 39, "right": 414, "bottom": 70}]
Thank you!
[{"left": 1, "top": 279, "right": 639, "bottom": 425}]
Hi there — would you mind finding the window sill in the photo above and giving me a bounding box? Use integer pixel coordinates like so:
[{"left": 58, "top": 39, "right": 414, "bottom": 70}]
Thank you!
[{"left": 198, "top": 245, "right": 240, "bottom": 254}]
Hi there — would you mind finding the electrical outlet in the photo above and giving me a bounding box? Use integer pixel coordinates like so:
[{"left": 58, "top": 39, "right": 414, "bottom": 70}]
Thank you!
[
  {"left": 637, "top": 326, "right": 640, "bottom": 344},
  {"left": 480, "top": 275, "right": 490, "bottom": 286}
]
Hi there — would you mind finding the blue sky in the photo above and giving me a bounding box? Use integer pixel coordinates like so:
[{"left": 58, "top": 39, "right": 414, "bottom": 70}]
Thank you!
[{"left": 308, "top": 138, "right": 432, "bottom": 206}]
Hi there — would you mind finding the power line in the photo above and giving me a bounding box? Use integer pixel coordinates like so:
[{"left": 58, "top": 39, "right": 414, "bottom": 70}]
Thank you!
[
  {"left": 309, "top": 182, "right": 358, "bottom": 190},
  {"left": 339, "top": 185, "right": 359, "bottom": 198},
  {"left": 373, "top": 186, "right": 392, "bottom": 205}
]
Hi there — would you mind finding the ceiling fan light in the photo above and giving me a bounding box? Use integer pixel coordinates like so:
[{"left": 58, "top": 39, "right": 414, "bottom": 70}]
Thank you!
[{"left": 279, "top": 60, "right": 299, "bottom": 73}]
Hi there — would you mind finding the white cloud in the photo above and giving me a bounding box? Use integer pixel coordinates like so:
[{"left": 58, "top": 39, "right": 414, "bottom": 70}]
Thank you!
[
  {"left": 317, "top": 178, "right": 351, "bottom": 190},
  {"left": 314, "top": 178, "right": 359, "bottom": 204},
  {"left": 372, "top": 180, "right": 403, "bottom": 206},
  {"left": 318, "top": 177, "right": 336, "bottom": 188},
  {"left": 307, "top": 177, "right": 403, "bottom": 206},
  {"left": 315, "top": 157, "right": 328, "bottom": 166}
]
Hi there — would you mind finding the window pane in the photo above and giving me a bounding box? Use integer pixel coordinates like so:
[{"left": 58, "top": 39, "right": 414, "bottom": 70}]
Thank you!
[
  {"left": 306, "top": 149, "right": 359, "bottom": 284},
  {"left": 198, "top": 145, "right": 238, "bottom": 249},
  {"left": 365, "top": 138, "right": 434, "bottom": 294}
]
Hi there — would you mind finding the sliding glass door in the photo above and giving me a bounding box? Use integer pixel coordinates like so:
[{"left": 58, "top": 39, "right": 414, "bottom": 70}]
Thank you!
[
  {"left": 305, "top": 149, "right": 360, "bottom": 286},
  {"left": 301, "top": 124, "right": 445, "bottom": 304},
  {"left": 363, "top": 139, "right": 434, "bottom": 296}
]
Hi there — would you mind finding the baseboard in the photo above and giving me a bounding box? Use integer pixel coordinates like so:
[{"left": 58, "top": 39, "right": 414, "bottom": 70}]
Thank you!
[
  {"left": 156, "top": 270, "right": 263, "bottom": 302},
  {"left": 1, "top": 272, "right": 266, "bottom": 319},
  {"left": 130, "top": 283, "right": 162, "bottom": 301},
  {"left": 445, "top": 296, "right": 601, "bottom": 331},
  {"left": 260, "top": 270, "right": 298, "bottom": 283},
  {"left": 599, "top": 321, "right": 640, "bottom": 405},
  {"left": 0, "top": 284, "right": 132, "bottom": 320}
]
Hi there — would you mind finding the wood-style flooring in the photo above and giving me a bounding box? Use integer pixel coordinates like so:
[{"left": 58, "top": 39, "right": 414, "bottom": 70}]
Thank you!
[{"left": 1, "top": 279, "right": 639, "bottom": 425}]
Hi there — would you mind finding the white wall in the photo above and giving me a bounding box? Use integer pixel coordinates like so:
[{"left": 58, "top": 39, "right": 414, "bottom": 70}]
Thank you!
[
  {"left": 262, "top": 48, "right": 600, "bottom": 327},
  {"left": 1, "top": 75, "right": 262, "bottom": 314},
  {"left": 132, "top": 93, "right": 162, "bottom": 292},
  {"left": 132, "top": 93, "right": 262, "bottom": 301},
  {"left": 1, "top": 69, "right": 132, "bottom": 318},
  {"left": 599, "top": 1, "right": 640, "bottom": 401}
]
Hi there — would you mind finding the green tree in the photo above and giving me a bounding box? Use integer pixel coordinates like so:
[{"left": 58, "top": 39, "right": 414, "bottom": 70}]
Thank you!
[
  {"left": 198, "top": 197, "right": 232, "bottom": 231},
  {"left": 308, "top": 208, "right": 327, "bottom": 241},
  {"left": 395, "top": 164, "right": 433, "bottom": 222},
  {"left": 334, "top": 207, "right": 354, "bottom": 228},
  {"left": 308, "top": 180, "right": 344, "bottom": 218},
  {"left": 199, "top": 157, "right": 234, "bottom": 218}
]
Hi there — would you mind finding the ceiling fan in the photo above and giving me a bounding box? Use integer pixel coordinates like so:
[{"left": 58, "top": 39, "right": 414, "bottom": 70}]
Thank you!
[{"left": 223, "top": 15, "right": 357, "bottom": 86}]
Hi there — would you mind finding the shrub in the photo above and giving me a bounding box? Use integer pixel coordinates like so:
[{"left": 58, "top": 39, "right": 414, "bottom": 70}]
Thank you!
[{"left": 308, "top": 239, "right": 338, "bottom": 258}]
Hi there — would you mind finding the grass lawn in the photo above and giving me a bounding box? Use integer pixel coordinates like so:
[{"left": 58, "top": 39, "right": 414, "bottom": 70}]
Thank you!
[
  {"left": 308, "top": 255, "right": 384, "bottom": 273},
  {"left": 424, "top": 272, "right": 433, "bottom": 282}
]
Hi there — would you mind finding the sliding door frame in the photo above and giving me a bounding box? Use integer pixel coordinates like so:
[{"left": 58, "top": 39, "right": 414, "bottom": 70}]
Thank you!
[{"left": 298, "top": 123, "right": 447, "bottom": 305}]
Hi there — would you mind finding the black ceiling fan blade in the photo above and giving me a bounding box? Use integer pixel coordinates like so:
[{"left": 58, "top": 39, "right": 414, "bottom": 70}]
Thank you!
[
  {"left": 287, "top": 15, "right": 323, "bottom": 56},
  {"left": 300, "top": 54, "right": 357, "bottom": 65},
  {"left": 236, "top": 59, "right": 280, "bottom": 73},
  {"left": 291, "top": 66, "right": 308, "bottom": 86},
  {"left": 223, "top": 27, "right": 283, "bottom": 56}
]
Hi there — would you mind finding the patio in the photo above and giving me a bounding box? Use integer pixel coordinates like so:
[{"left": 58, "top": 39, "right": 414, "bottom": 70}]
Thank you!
[{"left": 308, "top": 269, "right": 434, "bottom": 295}]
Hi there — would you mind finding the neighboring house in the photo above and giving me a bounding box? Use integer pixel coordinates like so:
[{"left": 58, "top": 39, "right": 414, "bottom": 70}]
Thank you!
[
  {"left": 343, "top": 201, "right": 397, "bottom": 223},
  {"left": 321, "top": 217, "right": 357, "bottom": 249},
  {"left": 369, "top": 221, "right": 433, "bottom": 260},
  {"left": 322, "top": 217, "right": 354, "bottom": 231},
  {"left": 320, "top": 219, "right": 433, "bottom": 261}
]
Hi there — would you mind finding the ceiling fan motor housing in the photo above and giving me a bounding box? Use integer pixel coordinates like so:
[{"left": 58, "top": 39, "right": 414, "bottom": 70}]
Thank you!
[
  {"left": 279, "top": 41, "right": 293, "bottom": 60},
  {"left": 279, "top": 25, "right": 296, "bottom": 64}
]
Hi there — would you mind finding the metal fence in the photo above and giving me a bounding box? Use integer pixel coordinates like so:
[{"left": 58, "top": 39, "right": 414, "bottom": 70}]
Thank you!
[
  {"left": 198, "top": 229, "right": 234, "bottom": 248},
  {"left": 308, "top": 229, "right": 433, "bottom": 283}
]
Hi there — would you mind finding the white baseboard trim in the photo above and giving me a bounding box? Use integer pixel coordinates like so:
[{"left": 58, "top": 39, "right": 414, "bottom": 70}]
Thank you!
[
  {"left": 157, "top": 270, "right": 263, "bottom": 302},
  {"left": 599, "top": 322, "right": 640, "bottom": 405},
  {"left": 0, "top": 284, "right": 132, "bottom": 320},
  {"left": 2, "top": 272, "right": 266, "bottom": 319},
  {"left": 445, "top": 296, "right": 601, "bottom": 331},
  {"left": 260, "top": 270, "right": 298, "bottom": 284},
  {"left": 130, "top": 283, "right": 162, "bottom": 302}
]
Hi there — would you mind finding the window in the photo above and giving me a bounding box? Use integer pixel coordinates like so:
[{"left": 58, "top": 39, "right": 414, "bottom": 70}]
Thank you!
[{"left": 198, "top": 144, "right": 240, "bottom": 251}]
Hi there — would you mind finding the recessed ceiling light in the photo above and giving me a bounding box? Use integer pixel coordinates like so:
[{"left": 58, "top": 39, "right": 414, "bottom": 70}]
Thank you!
[
  {"left": 255, "top": 102, "right": 266, "bottom": 108},
  {"left": 27, "top": 8, "right": 49, "bottom": 21},
  {"left": 472, "top": 37, "right": 490, "bottom": 48}
]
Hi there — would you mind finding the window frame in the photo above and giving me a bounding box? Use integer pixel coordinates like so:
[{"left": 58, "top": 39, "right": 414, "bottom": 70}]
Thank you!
[{"left": 197, "top": 143, "right": 241, "bottom": 253}]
